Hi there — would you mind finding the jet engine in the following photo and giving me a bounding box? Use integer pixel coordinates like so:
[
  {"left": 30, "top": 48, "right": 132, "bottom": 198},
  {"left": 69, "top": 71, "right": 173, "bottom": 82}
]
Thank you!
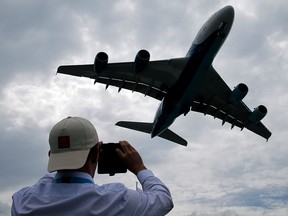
[
  {"left": 229, "top": 83, "right": 248, "bottom": 104},
  {"left": 134, "top": 49, "right": 150, "bottom": 73},
  {"left": 94, "top": 52, "right": 108, "bottom": 73},
  {"left": 249, "top": 105, "right": 267, "bottom": 123}
]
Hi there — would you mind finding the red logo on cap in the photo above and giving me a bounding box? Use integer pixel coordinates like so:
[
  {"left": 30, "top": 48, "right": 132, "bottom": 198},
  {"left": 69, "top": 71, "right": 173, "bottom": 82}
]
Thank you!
[{"left": 58, "top": 136, "right": 70, "bottom": 149}]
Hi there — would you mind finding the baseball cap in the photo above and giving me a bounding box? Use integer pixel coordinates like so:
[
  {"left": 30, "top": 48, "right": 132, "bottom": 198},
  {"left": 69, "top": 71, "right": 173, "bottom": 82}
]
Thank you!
[{"left": 48, "top": 116, "right": 99, "bottom": 172}]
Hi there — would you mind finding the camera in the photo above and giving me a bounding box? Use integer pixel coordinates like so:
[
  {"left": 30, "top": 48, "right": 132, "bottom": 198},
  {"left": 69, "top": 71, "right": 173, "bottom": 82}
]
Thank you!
[{"left": 97, "top": 143, "right": 127, "bottom": 176}]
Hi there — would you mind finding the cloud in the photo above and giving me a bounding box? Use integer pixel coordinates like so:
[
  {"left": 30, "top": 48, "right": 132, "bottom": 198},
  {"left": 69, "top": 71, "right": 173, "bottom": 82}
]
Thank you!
[
  {"left": 181, "top": 185, "right": 288, "bottom": 216},
  {"left": 0, "top": 1, "right": 287, "bottom": 215},
  {"left": 0, "top": 202, "right": 10, "bottom": 216}
]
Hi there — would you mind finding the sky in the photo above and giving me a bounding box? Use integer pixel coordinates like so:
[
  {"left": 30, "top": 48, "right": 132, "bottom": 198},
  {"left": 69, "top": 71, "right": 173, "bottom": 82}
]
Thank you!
[{"left": 0, "top": 0, "right": 288, "bottom": 215}]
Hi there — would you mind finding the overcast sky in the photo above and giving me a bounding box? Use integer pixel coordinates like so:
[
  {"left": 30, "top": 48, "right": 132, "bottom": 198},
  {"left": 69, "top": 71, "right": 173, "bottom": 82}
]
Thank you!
[{"left": 1, "top": 0, "right": 288, "bottom": 215}]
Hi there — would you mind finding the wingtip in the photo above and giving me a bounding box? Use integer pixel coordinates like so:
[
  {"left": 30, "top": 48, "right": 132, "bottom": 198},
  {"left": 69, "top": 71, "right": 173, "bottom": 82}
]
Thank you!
[
  {"left": 266, "top": 134, "right": 272, "bottom": 142},
  {"left": 115, "top": 121, "right": 123, "bottom": 126},
  {"left": 56, "top": 66, "right": 61, "bottom": 74},
  {"left": 55, "top": 67, "right": 60, "bottom": 75},
  {"left": 182, "top": 141, "right": 188, "bottom": 147}
]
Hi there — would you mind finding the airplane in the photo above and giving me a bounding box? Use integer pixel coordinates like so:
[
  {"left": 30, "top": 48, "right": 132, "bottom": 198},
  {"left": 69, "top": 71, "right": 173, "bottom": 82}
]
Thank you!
[{"left": 57, "top": 5, "right": 272, "bottom": 146}]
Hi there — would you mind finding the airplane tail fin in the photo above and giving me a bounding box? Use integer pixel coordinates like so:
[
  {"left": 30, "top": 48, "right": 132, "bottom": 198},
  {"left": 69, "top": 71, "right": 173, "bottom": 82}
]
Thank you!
[{"left": 116, "top": 121, "right": 188, "bottom": 146}]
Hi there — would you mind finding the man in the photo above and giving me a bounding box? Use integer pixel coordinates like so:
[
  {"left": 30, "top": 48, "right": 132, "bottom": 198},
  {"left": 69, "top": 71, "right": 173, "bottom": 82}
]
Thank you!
[{"left": 12, "top": 116, "right": 174, "bottom": 215}]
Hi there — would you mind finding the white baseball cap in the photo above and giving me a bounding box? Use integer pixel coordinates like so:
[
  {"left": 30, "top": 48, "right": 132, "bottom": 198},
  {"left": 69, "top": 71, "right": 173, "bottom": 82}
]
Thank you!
[{"left": 48, "top": 117, "right": 99, "bottom": 172}]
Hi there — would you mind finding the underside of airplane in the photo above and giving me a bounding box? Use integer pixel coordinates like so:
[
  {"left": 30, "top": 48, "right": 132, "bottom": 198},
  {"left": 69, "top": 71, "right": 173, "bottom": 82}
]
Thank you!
[{"left": 57, "top": 5, "right": 272, "bottom": 146}]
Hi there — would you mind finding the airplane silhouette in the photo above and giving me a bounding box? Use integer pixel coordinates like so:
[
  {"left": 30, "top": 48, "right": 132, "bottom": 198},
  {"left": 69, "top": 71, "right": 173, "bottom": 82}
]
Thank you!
[{"left": 57, "top": 5, "right": 271, "bottom": 146}]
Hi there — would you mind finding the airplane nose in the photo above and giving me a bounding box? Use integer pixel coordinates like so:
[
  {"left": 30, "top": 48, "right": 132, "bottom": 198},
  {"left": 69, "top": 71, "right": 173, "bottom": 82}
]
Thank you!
[
  {"left": 221, "top": 5, "right": 235, "bottom": 22},
  {"left": 215, "top": 5, "right": 234, "bottom": 35}
]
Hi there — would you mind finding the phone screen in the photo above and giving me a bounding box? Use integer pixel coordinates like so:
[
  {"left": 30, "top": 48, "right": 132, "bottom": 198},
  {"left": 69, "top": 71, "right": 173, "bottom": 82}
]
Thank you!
[{"left": 97, "top": 143, "right": 127, "bottom": 176}]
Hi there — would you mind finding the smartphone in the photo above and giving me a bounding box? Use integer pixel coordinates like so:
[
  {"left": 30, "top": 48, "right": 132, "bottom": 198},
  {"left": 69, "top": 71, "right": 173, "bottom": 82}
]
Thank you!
[{"left": 97, "top": 143, "right": 127, "bottom": 176}]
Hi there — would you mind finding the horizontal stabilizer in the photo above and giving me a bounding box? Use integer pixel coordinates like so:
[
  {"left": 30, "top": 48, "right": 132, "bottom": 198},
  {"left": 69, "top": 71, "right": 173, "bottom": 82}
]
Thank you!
[
  {"left": 158, "top": 128, "right": 188, "bottom": 146},
  {"left": 116, "top": 121, "right": 187, "bottom": 146}
]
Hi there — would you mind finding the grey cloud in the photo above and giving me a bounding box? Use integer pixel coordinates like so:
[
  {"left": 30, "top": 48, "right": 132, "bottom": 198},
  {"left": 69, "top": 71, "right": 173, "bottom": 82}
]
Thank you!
[
  {"left": 0, "top": 1, "right": 287, "bottom": 216},
  {"left": 0, "top": 1, "right": 85, "bottom": 85},
  {"left": 0, "top": 122, "right": 49, "bottom": 191},
  {"left": 223, "top": 185, "right": 288, "bottom": 209},
  {"left": 184, "top": 186, "right": 288, "bottom": 215},
  {"left": 0, "top": 202, "right": 10, "bottom": 216}
]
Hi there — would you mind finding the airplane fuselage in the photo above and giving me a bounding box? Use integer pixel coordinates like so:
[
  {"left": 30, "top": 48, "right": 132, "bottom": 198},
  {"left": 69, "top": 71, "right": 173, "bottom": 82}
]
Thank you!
[{"left": 151, "top": 6, "right": 235, "bottom": 138}]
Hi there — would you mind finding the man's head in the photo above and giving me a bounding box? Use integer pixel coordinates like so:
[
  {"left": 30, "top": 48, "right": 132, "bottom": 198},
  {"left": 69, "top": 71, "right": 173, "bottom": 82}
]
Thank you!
[{"left": 48, "top": 116, "right": 99, "bottom": 172}]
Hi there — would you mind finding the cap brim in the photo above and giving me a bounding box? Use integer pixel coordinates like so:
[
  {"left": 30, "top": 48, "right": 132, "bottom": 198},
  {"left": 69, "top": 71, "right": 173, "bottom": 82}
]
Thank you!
[{"left": 48, "top": 149, "right": 90, "bottom": 172}]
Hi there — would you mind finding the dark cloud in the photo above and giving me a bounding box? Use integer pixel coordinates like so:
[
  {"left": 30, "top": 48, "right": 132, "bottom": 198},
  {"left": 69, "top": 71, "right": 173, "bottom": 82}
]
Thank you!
[
  {"left": 0, "top": 202, "right": 10, "bottom": 216},
  {"left": 225, "top": 185, "right": 288, "bottom": 209},
  {"left": 0, "top": 120, "right": 49, "bottom": 191},
  {"left": 0, "top": 1, "right": 85, "bottom": 85},
  {"left": 0, "top": 1, "right": 287, "bottom": 215}
]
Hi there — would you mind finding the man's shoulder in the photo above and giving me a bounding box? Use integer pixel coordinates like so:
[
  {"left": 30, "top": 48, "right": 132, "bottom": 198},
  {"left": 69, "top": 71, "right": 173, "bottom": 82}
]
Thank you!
[
  {"left": 13, "top": 173, "right": 55, "bottom": 197},
  {"left": 97, "top": 182, "right": 127, "bottom": 193},
  {"left": 38, "top": 173, "right": 55, "bottom": 183}
]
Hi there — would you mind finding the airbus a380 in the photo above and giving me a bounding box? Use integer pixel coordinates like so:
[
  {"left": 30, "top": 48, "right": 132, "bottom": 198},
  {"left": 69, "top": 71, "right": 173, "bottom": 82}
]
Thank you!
[{"left": 57, "top": 5, "right": 272, "bottom": 146}]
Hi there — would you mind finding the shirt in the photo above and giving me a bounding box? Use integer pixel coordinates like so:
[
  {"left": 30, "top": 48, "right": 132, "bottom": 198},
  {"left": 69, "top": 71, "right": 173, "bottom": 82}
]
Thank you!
[{"left": 11, "top": 170, "right": 173, "bottom": 216}]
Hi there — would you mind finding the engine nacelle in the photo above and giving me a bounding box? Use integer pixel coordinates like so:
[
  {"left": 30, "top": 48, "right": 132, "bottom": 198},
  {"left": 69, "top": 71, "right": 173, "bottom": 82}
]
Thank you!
[
  {"left": 94, "top": 52, "right": 108, "bottom": 73},
  {"left": 229, "top": 83, "right": 248, "bottom": 104},
  {"left": 249, "top": 105, "right": 267, "bottom": 123},
  {"left": 134, "top": 49, "right": 150, "bottom": 73}
]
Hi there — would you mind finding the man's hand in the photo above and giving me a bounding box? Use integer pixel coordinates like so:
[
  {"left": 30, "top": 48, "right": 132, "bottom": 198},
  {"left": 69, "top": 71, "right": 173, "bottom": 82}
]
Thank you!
[{"left": 116, "top": 141, "right": 147, "bottom": 175}]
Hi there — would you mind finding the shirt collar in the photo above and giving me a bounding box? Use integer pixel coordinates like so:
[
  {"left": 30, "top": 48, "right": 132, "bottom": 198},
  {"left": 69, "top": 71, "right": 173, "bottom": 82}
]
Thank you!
[{"left": 54, "top": 171, "right": 94, "bottom": 184}]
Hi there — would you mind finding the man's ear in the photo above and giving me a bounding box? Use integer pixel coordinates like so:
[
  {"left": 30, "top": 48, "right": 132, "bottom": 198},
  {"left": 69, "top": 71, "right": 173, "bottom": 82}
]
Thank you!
[
  {"left": 90, "top": 144, "right": 99, "bottom": 163},
  {"left": 95, "top": 143, "right": 100, "bottom": 162}
]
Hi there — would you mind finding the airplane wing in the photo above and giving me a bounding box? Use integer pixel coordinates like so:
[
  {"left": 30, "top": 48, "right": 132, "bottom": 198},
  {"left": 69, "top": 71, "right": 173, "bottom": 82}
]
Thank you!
[
  {"left": 57, "top": 57, "right": 188, "bottom": 101},
  {"left": 191, "top": 66, "right": 272, "bottom": 140}
]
